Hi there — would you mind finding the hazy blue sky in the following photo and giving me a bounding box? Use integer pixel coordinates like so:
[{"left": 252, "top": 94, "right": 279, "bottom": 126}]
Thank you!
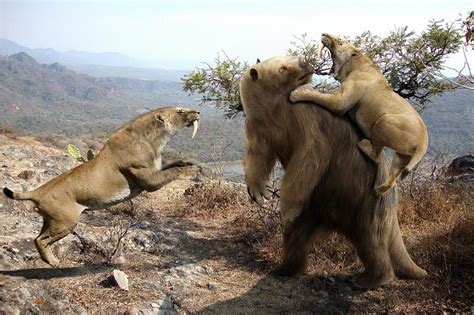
[{"left": 1, "top": 0, "right": 472, "bottom": 69}]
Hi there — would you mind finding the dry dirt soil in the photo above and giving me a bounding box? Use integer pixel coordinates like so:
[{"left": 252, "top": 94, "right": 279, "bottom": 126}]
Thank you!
[{"left": 0, "top": 134, "right": 472, "bottom": 314}]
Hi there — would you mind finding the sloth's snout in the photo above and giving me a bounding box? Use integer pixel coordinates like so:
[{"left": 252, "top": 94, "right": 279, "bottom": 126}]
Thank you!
[{"left": 298, "top": 56, "right": 309, "bottom": 69}]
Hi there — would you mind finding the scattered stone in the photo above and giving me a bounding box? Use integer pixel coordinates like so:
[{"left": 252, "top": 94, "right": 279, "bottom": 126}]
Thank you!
[
  {"left": 18, "top": 287, "right": 32, "bottom": 300},
  {"left": 207, "top": 282, "right": 217, "bottom": 290},
  {"left": 112, "top": 255, "right": 127, "bottom": 264},
  {"left": 172, "top": 230, "right": 189, "bottom": 238},
  {"left": 111, "top": 269, "right": 129, "bottom": 291},
  {"left": 159, "top": 297, "right": 174, "bottom": 311},
  {"left": 40, "top": 159, "right": 54, "bottom": 167},
  {"left": 133, "top": 234, "right": 153, "bottom": 248},
  {"left": 124, "top": 307, "right": 139, "bottom": 315},
  {"left": 34, "top": 296, "right": 45, "bottom": 305},
  {"left": 17, "top": 170, "right": 34, "bottom": 180},
  {"left": 0, "top": 275, "right": 88, "bottom": 313},
  {"left": 203, "top": 265, "right": 215, "bottom": 275},
  {"left": 446, "top": 154, "right": 474, "bottom": 183},
  {"left": 9, "top": 247, "right": 19, "bottom": 254},
  {"left": 136, "top": 221, "right": 150, "bottom": 229},
  {"left": 43, "top": 169, "right": 60, "bottom": 176}
]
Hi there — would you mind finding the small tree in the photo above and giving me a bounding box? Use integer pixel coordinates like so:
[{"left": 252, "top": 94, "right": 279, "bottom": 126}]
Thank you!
[
  {"left": 183, "top": 19, "right": 470, "bottom": 116},
  {"left": 182, "top": 51, "right": 247, "bottom": 118}
]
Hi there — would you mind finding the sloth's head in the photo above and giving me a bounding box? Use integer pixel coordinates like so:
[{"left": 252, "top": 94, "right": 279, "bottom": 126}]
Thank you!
[
  {"left": 154, "top": 107, "right": 200, "bottom": 139},
  {"left": 245, "top": 55, "right": 313, "bottom": 94}
]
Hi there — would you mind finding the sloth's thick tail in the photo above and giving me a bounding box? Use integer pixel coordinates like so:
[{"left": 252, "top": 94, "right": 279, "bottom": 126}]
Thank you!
[
  {"left": 389, "top": 218, "right": 428, "bottom": 279},
  {"left": 3, "top": 187, "right": 36, "bottom": 201},
  {"left": 376, "top": 157, "right": 427, "bottom": 279}
]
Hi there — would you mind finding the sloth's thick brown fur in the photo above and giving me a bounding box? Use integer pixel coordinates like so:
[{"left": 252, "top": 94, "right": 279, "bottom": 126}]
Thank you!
[
  {"left": 240, "top": 56, "right": 427, "bottom": 288},
  {"left": 3, "top": 107, "right": 201, "bottom": 267}
]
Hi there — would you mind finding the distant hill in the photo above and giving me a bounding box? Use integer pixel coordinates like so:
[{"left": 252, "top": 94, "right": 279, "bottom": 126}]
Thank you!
[
  {"left": 0, "top": 38, "right": 189, "bottom": 82},
  {"left": 0, "top": 38, "right": 136, "bottom": 67},
  {"left": 0, "top": 52, "right": 243, "bottom": 162},
  {"left": 0, "top": 52, "right": 471, "bottom": 161},
  {"left": 68, "top": 64, "right": 189, "bottom": 82},
  {"left": 421, "top": 88, "right": 473, "bottom": 157},
  {"left": 0, "top": 52, "right": 210, "bottom": 134}
]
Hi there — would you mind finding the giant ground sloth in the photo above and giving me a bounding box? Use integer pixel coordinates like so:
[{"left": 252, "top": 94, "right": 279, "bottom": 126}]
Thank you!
[{"left": 240, "top": 56, "right": 427, "bottom": 288}]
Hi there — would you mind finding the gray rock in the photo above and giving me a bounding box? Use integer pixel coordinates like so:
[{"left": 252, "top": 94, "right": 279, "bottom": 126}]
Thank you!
[
  {"left": 111, "top": 269, "right": 129, "bottom": 291},
  {"left": 159, "top": 297, "right": 174, "bottom": 310},
  {"left": 203, "top": 265, "right": 215, "bottom": 275},
  {"left": 18, "top": 287, "right": 32, "bottom": 300},
  {"left": 17, "top": 170, "right": 34, "bottom": 180},
  {"left": 10, "top": 247, "right": 20, "bottom": 254},
  {"left": 124, "top": 307, "right": 140, "bottom": 315},
  {"left": 207, "top": 282, "right": 217, "bottom": 290},
  {"left": 112, "top": 255, "right": 127, "bottom": 264}
]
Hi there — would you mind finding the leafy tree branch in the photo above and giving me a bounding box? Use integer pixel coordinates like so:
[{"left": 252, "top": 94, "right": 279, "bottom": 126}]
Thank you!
[{"left": 183, "top": 19, "right": 470, "bottom": 117}]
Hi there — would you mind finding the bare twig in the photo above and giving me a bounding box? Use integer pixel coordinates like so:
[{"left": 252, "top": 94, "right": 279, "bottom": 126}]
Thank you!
[
  {"left": 422, "top": 45, "right": 474, "bottom": 89},
  {"left": 209, "top": 139, "right": 234, "bottom": 181},
  {"left": 104, "top": 222, "right": 131, "bottom": 264}
]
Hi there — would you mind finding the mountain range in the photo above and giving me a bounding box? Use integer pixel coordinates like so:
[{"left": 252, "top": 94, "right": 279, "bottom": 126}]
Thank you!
[
  {"left": 0, "top": 38, "right": 188, "bottom": 81},
  {"left": 0, "top": 52, "right": 244, "bottom": 162},
  {"left": 0, "top": 50, "right": 471, "bottom": 161},
  {"left": 0, "top": 38, "right": 136, "bottom": 67},
  {"left": 0, "top": 52, "right": 205, "bottom": 134}
]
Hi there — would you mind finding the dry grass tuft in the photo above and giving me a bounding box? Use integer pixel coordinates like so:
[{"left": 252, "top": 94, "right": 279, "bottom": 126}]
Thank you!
[
  {"left": 177, "top": 178, "right": 284, "bottom": 268},
  {"left": 178, "top": 162, "right": 473, "bottom": 308},
  {"left": 179, "top": 180, "right": 250, "bottom": 217},
  {"left": 0, "top": 124, "right": 23, "bottom": 135},
  {"left": 398, "top": 164, "right": 473, "bottom": 306}
]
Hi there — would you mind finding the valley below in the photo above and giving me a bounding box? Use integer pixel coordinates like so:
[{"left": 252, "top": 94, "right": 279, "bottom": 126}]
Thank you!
[{"left": 0, "top": 52, "right": 473, "bottom": 164}]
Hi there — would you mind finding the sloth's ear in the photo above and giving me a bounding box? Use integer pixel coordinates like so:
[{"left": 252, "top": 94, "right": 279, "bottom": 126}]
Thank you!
[
  {"left": 256, "top": 58, "right": 261, "bottom": 64},
  {"left": 250, "top": 68, "right": 259, "bottom": 81},
  {"left": 155, "top": 114, "right": 165, "bottom": 124}
]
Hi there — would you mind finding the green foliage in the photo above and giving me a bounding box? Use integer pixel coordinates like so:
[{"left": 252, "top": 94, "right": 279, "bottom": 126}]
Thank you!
[
  {"left": 182, "top": 52, "right": 247, "bottom": 118},
  {"left": 288, "top": 33, "right": 331, "bottom": 75},
  {"left": 353, "top": 20, "right": 462, "bottom": 111},
  {"left": 86, "top": 149, "right": 94, "bottom": 161},
  {"left": 66, "top": 144, "right": 94, "bottom": 163},
  {"left": 182, "top": 19, "right": 465, "bottom": 116},
  {"left": 288, "top": 21, "right": 464, "bottom": 112},
  {"left": 67, "top": 144, "right": 83, "bottom": 161}
]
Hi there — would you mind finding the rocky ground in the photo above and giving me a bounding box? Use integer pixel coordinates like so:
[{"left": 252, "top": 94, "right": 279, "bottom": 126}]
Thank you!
[{"left": 0, "top": 133, "right": 472, "bottom": 314}]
